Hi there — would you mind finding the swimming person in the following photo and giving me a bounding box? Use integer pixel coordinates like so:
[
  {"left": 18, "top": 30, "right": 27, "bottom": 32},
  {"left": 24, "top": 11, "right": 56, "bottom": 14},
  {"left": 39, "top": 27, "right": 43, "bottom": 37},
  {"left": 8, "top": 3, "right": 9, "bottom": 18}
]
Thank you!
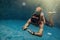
[{"left": 23, "top": 7, "right": 54, "bottom": 37}]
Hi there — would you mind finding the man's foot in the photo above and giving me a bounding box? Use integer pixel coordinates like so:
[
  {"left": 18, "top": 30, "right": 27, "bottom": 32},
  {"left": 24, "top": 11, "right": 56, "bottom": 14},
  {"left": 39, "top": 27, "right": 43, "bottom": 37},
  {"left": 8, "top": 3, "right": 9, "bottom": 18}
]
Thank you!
[
  {"left": 27, "top": 29, "right": 42, "bottom": 37},
  {"left": 23, "top": 26, "right": 28, "bottom": 30}
]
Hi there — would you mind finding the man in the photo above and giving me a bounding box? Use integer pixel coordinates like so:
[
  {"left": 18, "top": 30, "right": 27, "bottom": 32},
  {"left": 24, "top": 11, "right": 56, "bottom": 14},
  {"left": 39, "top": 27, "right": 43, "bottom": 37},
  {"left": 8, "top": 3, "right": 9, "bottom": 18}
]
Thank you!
[{"left": 23, "top": 7, "right": 54, "bottom": 37}]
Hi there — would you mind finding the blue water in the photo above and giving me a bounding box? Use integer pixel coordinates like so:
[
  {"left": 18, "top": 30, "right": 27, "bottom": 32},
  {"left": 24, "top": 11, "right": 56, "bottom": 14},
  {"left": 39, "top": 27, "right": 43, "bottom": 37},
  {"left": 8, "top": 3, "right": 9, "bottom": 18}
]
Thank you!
[{"left": 0, "top": 20, "right": 60, "bottom": 40}]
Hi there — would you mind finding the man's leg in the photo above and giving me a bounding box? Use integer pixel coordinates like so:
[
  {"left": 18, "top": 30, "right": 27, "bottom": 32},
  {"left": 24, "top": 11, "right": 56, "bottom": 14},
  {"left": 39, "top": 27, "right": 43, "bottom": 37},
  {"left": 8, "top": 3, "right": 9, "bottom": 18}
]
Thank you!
[
  {"left": 34, "top": 21, "right": 44, "bottom": 36},
  {"left": 23, "top": 18, "right": 31, "bottom": 30},
  {"left": 27, "top": 21, "right": 44, "bottom": 37}
]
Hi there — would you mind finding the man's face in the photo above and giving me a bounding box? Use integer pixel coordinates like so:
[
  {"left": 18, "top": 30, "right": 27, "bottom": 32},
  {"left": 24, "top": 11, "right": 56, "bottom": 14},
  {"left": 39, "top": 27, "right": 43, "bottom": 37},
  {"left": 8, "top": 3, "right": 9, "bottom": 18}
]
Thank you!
[{"left": 36, "top": 7, "right": 42, "bottom": 12}]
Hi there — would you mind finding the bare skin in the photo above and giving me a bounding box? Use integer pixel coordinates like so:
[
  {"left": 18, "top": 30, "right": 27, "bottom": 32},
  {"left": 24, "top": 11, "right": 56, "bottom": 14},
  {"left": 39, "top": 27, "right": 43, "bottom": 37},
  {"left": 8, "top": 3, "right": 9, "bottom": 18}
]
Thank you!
[
  {"left": 48, "top": 12, "right": 54, "bottom": 26},
  {"left": 23, "top": 19, "right": 31, "bottom": 30}
]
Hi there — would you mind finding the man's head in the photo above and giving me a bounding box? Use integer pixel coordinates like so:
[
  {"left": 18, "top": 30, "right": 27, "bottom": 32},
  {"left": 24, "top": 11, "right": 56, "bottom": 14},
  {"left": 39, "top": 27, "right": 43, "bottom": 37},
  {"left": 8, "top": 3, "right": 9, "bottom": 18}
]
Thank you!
[{"left": 36, "top": 7, "right": 42, "bottom": 12}]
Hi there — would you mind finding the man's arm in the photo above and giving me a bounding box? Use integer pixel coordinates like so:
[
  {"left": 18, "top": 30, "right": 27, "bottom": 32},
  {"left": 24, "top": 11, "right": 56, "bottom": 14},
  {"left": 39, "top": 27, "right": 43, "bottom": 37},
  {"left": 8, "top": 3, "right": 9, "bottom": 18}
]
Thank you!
[{"left": 43, "top": 15, "right": 46, "bottom": 24}]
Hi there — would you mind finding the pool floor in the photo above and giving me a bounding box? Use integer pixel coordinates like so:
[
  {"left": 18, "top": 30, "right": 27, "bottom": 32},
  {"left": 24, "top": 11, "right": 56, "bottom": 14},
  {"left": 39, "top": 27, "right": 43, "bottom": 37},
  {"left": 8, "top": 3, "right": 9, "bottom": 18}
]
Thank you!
[{"left": 0, "top": 20, "right": 60, "bottom": 40}]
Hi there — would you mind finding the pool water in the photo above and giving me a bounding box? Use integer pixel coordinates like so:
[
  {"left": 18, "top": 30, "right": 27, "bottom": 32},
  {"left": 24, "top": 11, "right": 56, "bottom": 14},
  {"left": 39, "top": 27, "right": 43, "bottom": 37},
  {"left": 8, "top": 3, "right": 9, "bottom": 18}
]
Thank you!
[{"left": 0, "top": 20, "right": 60, "bottom": 40}]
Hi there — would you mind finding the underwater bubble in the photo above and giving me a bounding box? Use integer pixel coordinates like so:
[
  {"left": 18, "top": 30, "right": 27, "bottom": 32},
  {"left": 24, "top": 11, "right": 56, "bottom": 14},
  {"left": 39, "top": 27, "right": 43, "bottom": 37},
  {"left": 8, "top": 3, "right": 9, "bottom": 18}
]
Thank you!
[
  {"left": 48, "top": 32, "right": 52, "bottom": 35},
  {"left": 22, "top": 2, "right": 26, "bottom": 6}
]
